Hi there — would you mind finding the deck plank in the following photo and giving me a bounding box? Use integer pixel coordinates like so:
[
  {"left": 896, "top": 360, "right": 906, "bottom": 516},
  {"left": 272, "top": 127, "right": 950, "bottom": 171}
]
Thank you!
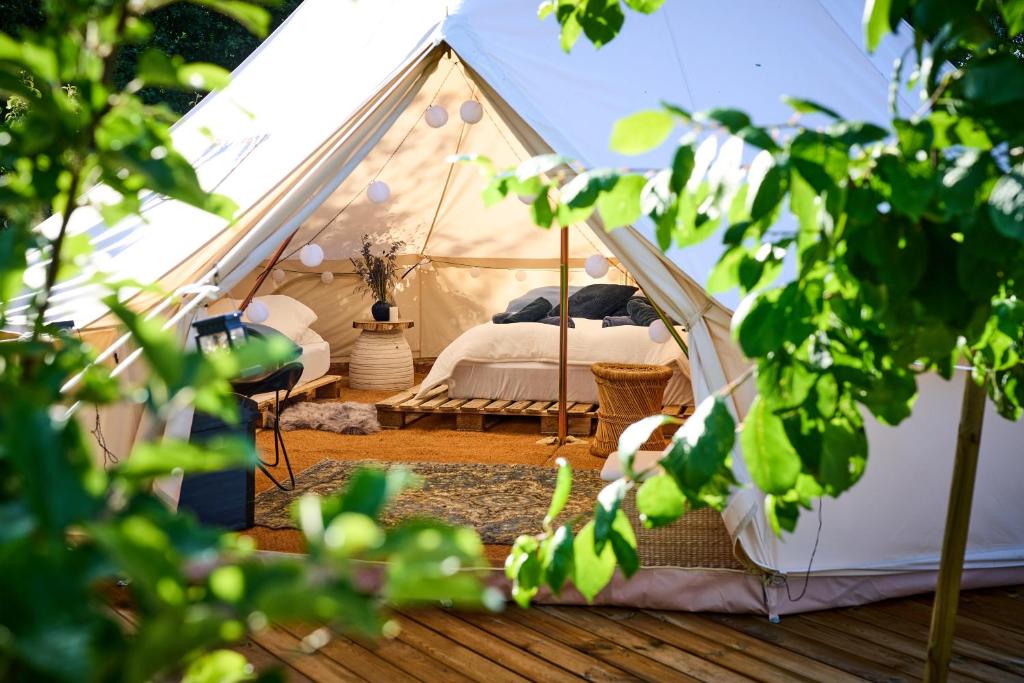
[
  {"left": 802, "top": 610, "right": 1019, "bottom": 683},
  {"left": 505, "top": 400, "right": 533, "bottom": 413},
  {"left": 482, "top": 399, "right": 514, "bottom": 413},
  {"left": 706, "top": 612, "right": 911, "bottom": 682},
  {"left": 593, "top": 608, "right": 813, "bottom": 683},
  {"left": 376, "top": 386, "right": 420, "bottom": 408},
  {"left": 458, "top": 609, "right": 634, "bottom": 682},
  {"left": 277, "top": 623, "right": 418, "bottom": 682},
  {"left": 389, "top": 614, "right": 530, "bottom": 683},
  {"left": 402, "top": 609, "right": 581, "bottom": 682},
  {"left": 524, "top": 401, "right": 553, "bottom": 414},
  {"left": 248, "top": 626, "right": 361, "bottom": 682},
  {"left": 539, "top": 605, "right": 754, "bottom": 682},
  {"left": 503, "top": 605, "right": 698, "bottom": 681}
]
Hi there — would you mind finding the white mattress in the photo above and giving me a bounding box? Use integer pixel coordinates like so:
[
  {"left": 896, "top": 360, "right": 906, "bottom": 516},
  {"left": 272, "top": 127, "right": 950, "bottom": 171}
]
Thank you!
[{"left": 447, "top": 359, "right": 692, "bottom": 405}]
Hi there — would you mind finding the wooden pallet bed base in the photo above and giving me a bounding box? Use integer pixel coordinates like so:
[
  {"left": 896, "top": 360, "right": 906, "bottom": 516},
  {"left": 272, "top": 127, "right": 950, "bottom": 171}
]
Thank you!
[
  {"left": 375, "top": 384, "right": 692, "bottom": 435},
  {"left": 254, "top": 374, "right": 343, "bottom": 426}
]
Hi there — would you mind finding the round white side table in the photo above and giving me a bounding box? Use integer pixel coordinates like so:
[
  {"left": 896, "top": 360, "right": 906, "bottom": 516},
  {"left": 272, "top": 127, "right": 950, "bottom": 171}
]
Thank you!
[{"left": 349, "top": 320, "right": 415, "bottom": 391}]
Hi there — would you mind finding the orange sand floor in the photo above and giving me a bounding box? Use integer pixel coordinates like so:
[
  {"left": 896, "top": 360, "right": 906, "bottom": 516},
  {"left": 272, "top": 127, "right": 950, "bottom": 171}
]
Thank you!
[{"left": 244, "top": 374, "right": 605, "bottom": 561}]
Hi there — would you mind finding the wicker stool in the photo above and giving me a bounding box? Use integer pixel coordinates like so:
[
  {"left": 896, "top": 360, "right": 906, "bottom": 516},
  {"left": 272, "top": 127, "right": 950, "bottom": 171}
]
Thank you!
[{"left": 590, "top": 362, "right": 673, "bottom": 458}]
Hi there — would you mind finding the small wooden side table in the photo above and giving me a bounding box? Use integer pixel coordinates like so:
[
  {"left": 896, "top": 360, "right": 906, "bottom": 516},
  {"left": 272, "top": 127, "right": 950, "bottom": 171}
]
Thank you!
[{"left": 350, "top": 320, "right": 415, "bottom": 391}]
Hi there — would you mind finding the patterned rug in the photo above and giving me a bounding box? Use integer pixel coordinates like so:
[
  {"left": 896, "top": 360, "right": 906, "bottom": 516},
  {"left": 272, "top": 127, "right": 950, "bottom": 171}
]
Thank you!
[{"left": 254, "top": 459, "right": 605, "bottom": 545}]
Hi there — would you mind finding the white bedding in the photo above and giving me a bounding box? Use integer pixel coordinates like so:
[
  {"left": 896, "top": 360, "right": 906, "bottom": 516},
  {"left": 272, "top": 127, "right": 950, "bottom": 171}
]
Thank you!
[{"left": 419, "top": 319, "right": 692, "bottom": 404}]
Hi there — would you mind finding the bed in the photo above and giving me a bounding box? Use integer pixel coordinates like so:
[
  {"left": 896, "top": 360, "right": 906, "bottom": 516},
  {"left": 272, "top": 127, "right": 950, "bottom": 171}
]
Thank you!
[{"left": 417, "top": 318, "right": 692, "bottom": 406}]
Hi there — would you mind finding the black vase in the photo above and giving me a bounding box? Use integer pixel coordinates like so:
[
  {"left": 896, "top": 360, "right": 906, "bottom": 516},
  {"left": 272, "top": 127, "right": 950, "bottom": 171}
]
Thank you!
[{"left": 371, "top": 301, "right": 390, "bottom": 321}]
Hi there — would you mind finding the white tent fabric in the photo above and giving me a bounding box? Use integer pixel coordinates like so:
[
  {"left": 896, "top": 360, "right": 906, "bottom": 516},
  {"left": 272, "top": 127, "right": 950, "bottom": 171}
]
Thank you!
[{"left": 25, "top": 0, "right": 1024, "bottom": 612}]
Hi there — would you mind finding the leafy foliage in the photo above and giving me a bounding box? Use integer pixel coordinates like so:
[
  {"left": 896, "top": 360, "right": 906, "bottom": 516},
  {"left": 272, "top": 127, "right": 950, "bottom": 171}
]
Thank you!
[
  {"left": 498, "top": 0, "right": 1024, "bottom": 602},
  {"left": 0, "top": 3, "right": 490, "bottom": 681}
]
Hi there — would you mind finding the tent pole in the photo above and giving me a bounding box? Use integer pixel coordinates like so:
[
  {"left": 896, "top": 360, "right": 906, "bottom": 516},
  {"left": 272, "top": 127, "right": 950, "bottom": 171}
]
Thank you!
[
  {"left": 239, "top": 232, "right": 297, "bottom": 311},
  {"left": 558, "top": 225, "right": 569, "bottom": 445},
  {"left": 923, "top": 374, "right": 987, "bottom": 682}
]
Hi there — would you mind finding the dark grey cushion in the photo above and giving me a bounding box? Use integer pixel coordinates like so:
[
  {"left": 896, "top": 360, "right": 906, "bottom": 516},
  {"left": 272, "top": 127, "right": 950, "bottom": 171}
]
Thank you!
[
  {"left": 538, "top": 316, "right": 574, "bottom": 328},
  {"left": 627, "top": 297, "right": 660, "bottom": 326},
  {"left": 602, "top": 315, "right": 635, "bottom": 328},
  {"left": 494, "top": 297, "right": 552, "bottom": 324},
  {"left": 550, "top": 284, "right": 638, "bottom": 320}
]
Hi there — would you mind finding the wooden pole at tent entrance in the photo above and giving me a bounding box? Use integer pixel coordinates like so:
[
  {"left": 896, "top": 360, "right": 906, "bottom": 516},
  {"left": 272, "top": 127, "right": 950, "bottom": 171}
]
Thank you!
[
  {"left": 922, "top": 373, "right": 987, "bottom": 682},
  {"left": 557, "top": 225, "right": 569, "bottom": 445},
  {"left": 240, "top": 233, "right": 297, "bottom": 311}
]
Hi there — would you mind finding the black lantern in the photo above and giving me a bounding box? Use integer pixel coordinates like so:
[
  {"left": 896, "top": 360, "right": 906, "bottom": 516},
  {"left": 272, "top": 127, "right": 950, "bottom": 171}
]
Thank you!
[{"left": 192, "top": 312, "right": 247, "bottom": 354}]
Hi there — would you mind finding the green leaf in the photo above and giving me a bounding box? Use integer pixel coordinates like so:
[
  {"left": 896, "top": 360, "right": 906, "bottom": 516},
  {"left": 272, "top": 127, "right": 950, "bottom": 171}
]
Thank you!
[
  {"left": 765, "top": 494, "right": 801, "bottom": 535},
  {"left": 863, "top": 0, "right": 893, "bottom": 52},
  {"left": 698, "top": 108, "right": 751, "bottom": 133},
  {"left": 989, "top": 167, "right": 1024, "bottom": 241},
  {"left": 596, "top": 174, "right": 646, "bottom": 228},
  {"left": 1002, "top": 0, "right": 1024, "bottom": 35},
  {"left": 190, "top": 0, "right": 271, "bottom": 37},
  {"left": 609, "top": 110, "right": 675, "bottom": 155},
  {"left": 182, "top": 650, "right": 253, "bottom": 683},
  {"left": 593, "top": 479, "right": 627, "bottom": 552},
  {"left": 577, "top": 0, "right": 625, "bottom": 48},
  {"left": 747, "top": 153, "right": 786, "bottom": 221},
  {"left": 740, "top": 396, "right": 802, "bottom": 495},
  {"left": 117, "top": 438, "right": 254, "bottom": 481},
  {"left": 544, "top": 458, "right": 573, "bottom": 527},
  {"left": 571, "top": 521, "right": 616, "bottom": 602},
  {"left": 608, "top": 509, "right": 639, "bottom": 577},
  {"left": 661, "top": 395, "right": 736, "bottom": 493},
  {"left": 624, "top": 0, "right": 665, "bottom": 12},
  {"left": 669, "top": 144, "right": 696, "bottom": 193},
  {"left": 635, "top": 475, "right": 685, "bottom": 528},
  {"left": 541, "top": 525, "right": 574, "bottom": 594},
  {"left": 616, "top": 414, "right": 678, "bottom": 476},
  {"left": 782, "top": 96, "right": 840, "bottom": 119},
  {"left": 819, "top": 417, "right": 867, "bottom": 495}
]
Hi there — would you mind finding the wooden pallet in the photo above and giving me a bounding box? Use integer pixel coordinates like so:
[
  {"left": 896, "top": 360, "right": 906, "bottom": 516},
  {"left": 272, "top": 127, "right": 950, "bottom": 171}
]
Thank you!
[
  {"left": 254, "top": 374, "right": 343, "bottom": 425},
  {"left": 375, "top": 384, "right": 690, "bottom": 435}
]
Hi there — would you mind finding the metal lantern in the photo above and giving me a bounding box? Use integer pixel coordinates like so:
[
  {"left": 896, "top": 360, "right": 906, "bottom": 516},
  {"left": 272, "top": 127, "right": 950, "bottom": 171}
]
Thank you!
[{"left": 192, "top": 312, "right": 248, "bottom": 354}]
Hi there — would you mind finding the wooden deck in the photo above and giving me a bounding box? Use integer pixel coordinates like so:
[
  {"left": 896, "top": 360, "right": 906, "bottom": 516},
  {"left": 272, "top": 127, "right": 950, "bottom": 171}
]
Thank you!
[
  {"left": 114, "top": 584, "right": 1024, "bottom": 682},
  {"left": 375, "top": 383, "right": 693, "bottom": 436}
]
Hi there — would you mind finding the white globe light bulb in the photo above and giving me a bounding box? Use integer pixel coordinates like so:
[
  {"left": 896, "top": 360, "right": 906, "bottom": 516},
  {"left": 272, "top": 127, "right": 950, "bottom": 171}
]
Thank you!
[
  {"left": 299, "top": 243, "right": 324, "bottom": 268},
  {"left": 424, "top": 104, "right": 448, "bottom": 128},
  {"left": 584, "top": 254, "right": 610, "bottom": 279},
  {"left": 245, "top": 300, "right": 269, "bottom": 324},
  {"left": 515, "top": 270, "right": 527, "bottom": 282},
  {"left": 517, "top": 194, "right": 536, "bottom": 205},
  {"left": 460, "top": 100, "right": 483, "bottom": 124},
  {"left": 321, "top": 271, "right": 334, "bottom": 284},
  {"left": 271, "top": 268, "right": 286, "bottom": 284},
  {"left": 470, "top": 267, "right": 481, "bottom": 279},
  {"left": 367, "top": 180, "right": 391, "bottom": 204},
  {"left": 648, "top": 319, "right": 671, "bottom": 344}
]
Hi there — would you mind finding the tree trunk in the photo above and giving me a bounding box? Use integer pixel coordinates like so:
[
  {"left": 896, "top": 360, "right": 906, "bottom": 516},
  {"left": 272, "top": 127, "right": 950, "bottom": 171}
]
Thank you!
[{"left": 923, "top": 374, "right": 987, "bottom": 682}]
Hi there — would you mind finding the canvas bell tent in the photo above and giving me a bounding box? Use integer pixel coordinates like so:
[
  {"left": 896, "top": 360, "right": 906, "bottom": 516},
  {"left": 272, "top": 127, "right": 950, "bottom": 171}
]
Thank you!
[{"left": 14, "top": 0, "right": 1024, "bottom": 614}]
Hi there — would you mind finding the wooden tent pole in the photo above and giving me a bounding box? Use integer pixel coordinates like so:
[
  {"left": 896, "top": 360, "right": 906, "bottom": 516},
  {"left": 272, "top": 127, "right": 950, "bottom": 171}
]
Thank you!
[
  {"left": 558, "top": 225, "right": 569, "bottom": 445},
  {"left": 923, "top": 374, "right": 987, "bottom": 682},
  {"left": 239, "top": 232, "right": 297, "bottom": 311}
]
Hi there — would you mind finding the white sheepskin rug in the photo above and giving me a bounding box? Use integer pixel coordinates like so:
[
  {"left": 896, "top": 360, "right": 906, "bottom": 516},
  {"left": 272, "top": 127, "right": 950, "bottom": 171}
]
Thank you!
[{"left": 278, "top": 401, "right": 381, "bottom": 435}]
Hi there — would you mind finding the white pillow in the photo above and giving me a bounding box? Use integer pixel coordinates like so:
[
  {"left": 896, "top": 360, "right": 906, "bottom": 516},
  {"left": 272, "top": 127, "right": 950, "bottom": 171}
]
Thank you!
[{"left": 218, "top": 294, "right": 317, "bottom": 343}]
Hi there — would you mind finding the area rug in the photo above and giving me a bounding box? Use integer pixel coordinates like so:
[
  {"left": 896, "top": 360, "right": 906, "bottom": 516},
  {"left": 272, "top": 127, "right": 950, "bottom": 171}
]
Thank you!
[
  {"left": 254, "top": 459, "right": 604, "bottom": 544},
  {"left": 278, "top": 401, "right": 381, "bottom": 435}
]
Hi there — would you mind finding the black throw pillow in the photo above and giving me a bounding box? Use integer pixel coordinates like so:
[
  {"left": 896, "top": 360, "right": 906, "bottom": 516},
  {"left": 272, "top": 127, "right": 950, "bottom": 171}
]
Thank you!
[
  {"left": 492, "top": 311, "right": 512, "bottom": 324},
  {"left": 539, "top": 316, "right": 575, "bottom": 328},
  {"left": 496, "top": 297, "right": 552, "bottom": 324},
  {"left": 627, "top": 297, "right": 660, "bottom": 326},
  {"left": 549, "top": 284, "right": 638, "bottom": 320}
]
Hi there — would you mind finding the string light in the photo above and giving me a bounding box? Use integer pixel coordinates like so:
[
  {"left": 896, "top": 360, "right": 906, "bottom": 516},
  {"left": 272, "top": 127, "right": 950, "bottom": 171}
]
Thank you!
[
  {"left": 460, "top": 100, "right": 483, "bottom": 124},
  {"left": 245, "top": 300, "right": 269, "bottom": 323},
  {"left": 321, "top": 271, "right": 334, "bottom": 284},
  {"left": 367, "top": 180, "right": 390, "bottom": 204},
  {"left": 299, "top": 244, "right": 324, "bottom": 267},
  {"left": 425, "top": 105, "right": 448, "bottom": 128}
]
